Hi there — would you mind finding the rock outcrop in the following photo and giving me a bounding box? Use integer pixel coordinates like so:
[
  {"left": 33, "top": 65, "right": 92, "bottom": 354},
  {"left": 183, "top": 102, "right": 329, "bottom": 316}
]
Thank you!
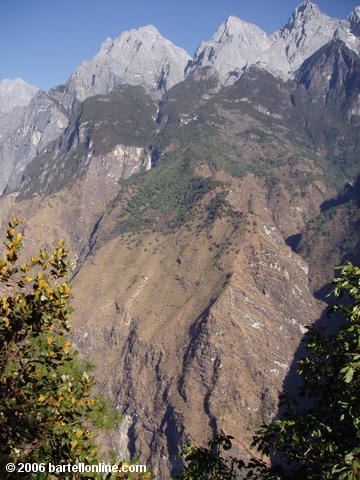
[
  {"left": 1, "top": 3, "right": 360, "bottom": 479},
  {"left": 57, "top": 25, "right": 191, "bottom": 112},
  {"left": 187, "top": 1, "right": 343, "bottom": 83},
  {"left": 0, "top": 90, "right": 68, "bottom": 193},
  {"left": 186, "top": 16, "right": 270, "bottom": 83},
  {"left": 263, "top": 0, "right": 341, "bottom": 77},
  {"left": 0, "top": 78, "right": 38, "bottom": 113},
  {"left": 349, "top": 5, "right": 360, "bottom": 37}
]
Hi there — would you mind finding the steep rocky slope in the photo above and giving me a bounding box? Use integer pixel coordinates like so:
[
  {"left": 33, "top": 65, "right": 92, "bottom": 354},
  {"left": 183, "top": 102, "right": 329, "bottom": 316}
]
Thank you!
[
  {"left": 187, "top": 0, "right": 342, "bottom": 83},
  {"left": 70, "top": 174, "right": 322, "bottom": 478},
  {"left": 1, "top": 2, "right": 360, "bottom": 478},
  {"left": 262, "top": 0, "right": 341, "bottom": 77},
  {"left": 1, "top": 1, "right": 359, "bottom": 199},
  {"left": 186, "top": 16, "right": 270, "bottom": 83},
  {"left": 0, "top": 90, "right": 69, "bottom": 193},
  {"left": 0, "top": 25, "right": 190, "bottom": 195},
  {"left": 294, "top": 177, "right": 360, "bottom": 295},
  {"left": 55, "top": 25, "right": 191, "bottom": 113},
  {"left": 1, "top": 50, "right": 357, "bottom": 476},
  {"left": 15, "top": 86, "right": 158, "bottom": 198},
  {"left": 0, "top": 78, "right": 38, "bottom": 113}
]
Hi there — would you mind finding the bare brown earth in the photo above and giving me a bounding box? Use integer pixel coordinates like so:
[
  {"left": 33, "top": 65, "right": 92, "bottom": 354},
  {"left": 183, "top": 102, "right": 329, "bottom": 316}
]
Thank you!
[
  {"left": 1, "top": 40, "right": 360, "bottom": 479},
  {"left": 0, "top": 167, "right": 325, "bottom": 478},
  {"left": 3, "top": 64, "right": 354, "bottom": 477}
]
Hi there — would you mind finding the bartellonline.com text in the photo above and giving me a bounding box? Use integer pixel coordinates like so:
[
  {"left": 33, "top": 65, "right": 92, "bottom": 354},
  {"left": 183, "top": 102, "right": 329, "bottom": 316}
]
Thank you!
[{"left": 5, "top": 461, "right": 148, "bottom": 475}]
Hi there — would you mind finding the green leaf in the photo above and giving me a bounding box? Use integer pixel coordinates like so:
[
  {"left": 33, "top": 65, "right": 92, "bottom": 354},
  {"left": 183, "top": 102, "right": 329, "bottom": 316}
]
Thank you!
[{"left": 345, "top": 367, "right": 354, "bottom": 384}]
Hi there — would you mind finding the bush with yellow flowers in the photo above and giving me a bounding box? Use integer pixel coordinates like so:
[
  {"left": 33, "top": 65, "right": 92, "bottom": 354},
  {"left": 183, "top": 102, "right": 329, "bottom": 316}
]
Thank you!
[{"left": 0, "top": 218, "right": 152, "bottom": 479}]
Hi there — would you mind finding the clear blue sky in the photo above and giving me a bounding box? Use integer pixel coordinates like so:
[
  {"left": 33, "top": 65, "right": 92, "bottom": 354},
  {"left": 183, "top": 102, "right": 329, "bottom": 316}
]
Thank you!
[{"left": 0, "top": 0, "right": 358, "bottom": 91}]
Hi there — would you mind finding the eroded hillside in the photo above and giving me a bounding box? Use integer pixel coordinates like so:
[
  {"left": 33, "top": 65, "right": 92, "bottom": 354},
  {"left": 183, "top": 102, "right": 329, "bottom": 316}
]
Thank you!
[{"left": 1, "top": 20, "right": 360, "bottom": 478}]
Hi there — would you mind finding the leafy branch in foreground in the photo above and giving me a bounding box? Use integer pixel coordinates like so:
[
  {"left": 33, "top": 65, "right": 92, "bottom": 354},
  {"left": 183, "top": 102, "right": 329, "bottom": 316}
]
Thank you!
[
  {"left": 177, "top": 432, "right": 245, "bottom": 480},
  {"left": 0, "top": 218, "right": 150, "bottom": 479}
]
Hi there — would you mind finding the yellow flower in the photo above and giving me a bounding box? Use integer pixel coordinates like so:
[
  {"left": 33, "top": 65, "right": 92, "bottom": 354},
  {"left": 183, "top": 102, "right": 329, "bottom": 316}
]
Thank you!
[
  {"left": 7, "top": 228, "right": 14, "bottom": 238},
  {"left": 7, "top": 249, "right": 15, "bottom": 261},
  {"left": 71, "top": 439, "right": 78, "bottom": 451},
  {"left": 49, "top": 351, "right": 55, "bottom": 357},
  {"left": 47, "top": 337, "right": 52, "bottom": 345},
  {"left": 0, "top": 258, "right": 7, "bottom": 268},
  {"left": 24, "top": 276, "right": 33, "bottom": 283},
  {"left": 75, "top": 429, "right": 83, "bottom": 438},
  {"left": 21, "top": 262, "right": 29, "bottom": 272},
  {"left": 38, "top": 394, "right": 46, "bottom": 402},
  {"left": 38, "top": 279, "right": 48, "bottom": 289},
  {"left": 63, "top": 341, "right": 71, "bottom": 350},
  {"left": 15, "top": 232, "right": 22, "bottom": 243}
]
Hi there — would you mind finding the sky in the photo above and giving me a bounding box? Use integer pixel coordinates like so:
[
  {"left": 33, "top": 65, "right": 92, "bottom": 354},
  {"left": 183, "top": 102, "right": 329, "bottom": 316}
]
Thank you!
[{"left": 0, "top": 0, "right": 359, "bottom": 91}]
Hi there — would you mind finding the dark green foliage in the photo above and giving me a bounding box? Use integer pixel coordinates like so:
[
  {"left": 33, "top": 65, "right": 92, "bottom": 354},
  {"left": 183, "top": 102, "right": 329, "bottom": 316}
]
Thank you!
[
  {"left": 159, "top": 67, "right": 219, "bottom": 124},
  {"left": 81, "top": 85, "right": 157, "bottom": 152},
  {"left": 177, "top": 432, "right": 245, "bottom": 480},
  {"left": 290, "top": 42, "right": 360, "bottom": 190},
  {"left": 203, "top": 142, "right": 246, "bottom": 178},
  {"left": 17, "top": 86, "right": 157, "bottom": 198},
  {"left": 202, "top": 191, "right": 239, "bottom": 229},
  {"left": 118, "top": 155, "right": 217, "bottom": 232},
  {"left": 206, "top": 192, "right": 228, "bottom": 220}
]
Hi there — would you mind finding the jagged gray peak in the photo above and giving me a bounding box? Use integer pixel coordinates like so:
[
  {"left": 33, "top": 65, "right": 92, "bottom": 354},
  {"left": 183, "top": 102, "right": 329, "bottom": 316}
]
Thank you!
[
  {"left": 186, "top": 16, "right": 271, "bottom": 82},
  {"left": 260, "top": 0, "right": 341, "bottom": 78},
  {"left": 188, "top": 1, "right": 343, "bottom": 83},
  {"left": 332, "top": 6, "right": 360, "bottom": 56},
  {"left": 64, "top": 25, "right": 191, "bottom": 106},
  {"left": 349, "top": 5, "right": 360, "bottom": 36},
  {"left": 0, "top": 78, "right": 38, "bottom": 113}
]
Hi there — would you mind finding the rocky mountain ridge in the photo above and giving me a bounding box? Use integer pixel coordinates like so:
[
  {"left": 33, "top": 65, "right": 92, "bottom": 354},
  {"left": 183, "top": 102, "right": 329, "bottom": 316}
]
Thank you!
[
  {"left": 1, "top": 3, "right": 360, "bottom": 478},
  {"left": 0, "top": 90, "right": 69, "bottom": 193},
  {"left": 189, "top": 1, "right": 360, "bottom": 83},
  {"left": 1, "top": 1, "right": 359, "bottom": 198},
  {"left": 55, "top": 25, "right": 191, "bottom": 114},
  {"left": 0, "top": 78, "right": 38, "bottom": 113}
]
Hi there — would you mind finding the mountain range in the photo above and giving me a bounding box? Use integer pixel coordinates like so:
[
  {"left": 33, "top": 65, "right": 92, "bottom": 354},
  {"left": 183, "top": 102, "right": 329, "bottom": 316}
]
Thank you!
[{"left": 1, "top": 1, "right": 360, "bottom": 477}]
